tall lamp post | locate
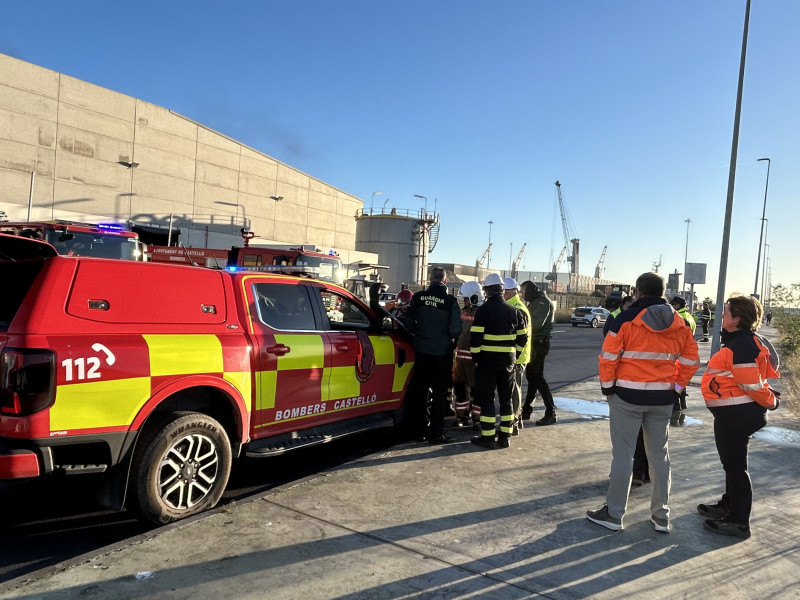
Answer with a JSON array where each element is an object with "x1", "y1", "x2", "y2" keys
[
  {"x1": 487, "y1": 220, "x2": 494, "y2": 268},
  {"x1": 682, "y1": 218, "x2": 691, "y2": 295},
  {"x1": 761, "y1": 242, "x2": 770, "y2": 305},
  {"x1": 370, "y1": 191, "x2": 382, "y2": 213},
  {"x1": 753, "y1": 157, "x2": 770, "y2": 297}
]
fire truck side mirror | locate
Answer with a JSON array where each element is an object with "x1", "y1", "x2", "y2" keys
[{"x1": 381, "y1": 316, "x2": 396, "y2": 332}]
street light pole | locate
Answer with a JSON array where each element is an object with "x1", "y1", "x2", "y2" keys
[
  {"x1": 754, "y1": 157, "x2": 770, "y2": 297},
  {"x1": 682, "y1": 218, "x2": 691, "y2": 295},
  {"x1": 711, "y1": 0, "x2": 751, "y2": 356},
  {"x1": 370, "y1": 191, "x2": 382, "y2": 213},
  {"x1": 761, "y1": 241, "x2": 770, "y2": 304},
  {"x1": 487, "y1": 220, "x2": 493, "y2": 268}
]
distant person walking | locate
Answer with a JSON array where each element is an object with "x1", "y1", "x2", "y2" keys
[
  {"x1": 587, "y1": 272, "x2": 700, "y2": 533},
  {"x1": 700, "y1": 302, "x2": 712, "y2": 342},
  {"x1": 765, "y1": 312, "x2": 772, "y2": 326},
  {"x1": 404, "y1": 267, "x2": 462, "y2": 444},
  {"x1": 519, "y1": 282, "x2": 557, "y2": 426},
  {"x1": 699, "y1": 295, "x2": 780, "y2": 539},
  {"x1": 669, "y1": 296, "x2": 697, "y2": 427}
]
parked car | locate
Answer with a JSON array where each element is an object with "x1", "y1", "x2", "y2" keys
[
  {"x1": 571, "y1": 306, "x2": 611, "y2": 328},
  {"x1": 378, "y1": 292, "x2": 397, "y2": 307}
]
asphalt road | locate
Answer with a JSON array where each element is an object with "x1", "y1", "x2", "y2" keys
[{"x1": 0, "y1": 323, "x2": 602, "y2": 585}]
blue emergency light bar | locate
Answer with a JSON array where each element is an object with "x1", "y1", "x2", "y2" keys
[
  {"x1": 224, "y1": 265, "x2": 320, "y2": 275},
  {"x1": 97, "y1": 223, "x2": 128, "y2": 232}
]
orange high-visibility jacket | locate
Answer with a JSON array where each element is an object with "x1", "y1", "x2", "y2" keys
[
  {"x1": 701, "y1": 329, "x2": 780, "y2": 409},
  {"x1": 600, "y1": 298, "x2": 700, "y2": 405}
]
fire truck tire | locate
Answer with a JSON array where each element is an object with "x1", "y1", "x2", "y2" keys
[{"x1": 130, "y1": 411, "x2": 232, "y2": 524}]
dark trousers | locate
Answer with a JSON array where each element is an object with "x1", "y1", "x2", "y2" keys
[
  {"x1": 475, "y1": 355, "x2": 515, "y2": 437},
  {"x1": 701, "y1": 319, "x2": 710, "y2": 337},
  {"x1": 711, "y1": 403, "x2": 767, "y2": 524},
  {"x1": 632, "y1": 428, "x2": 650, "y2": 481},
  {"x1": 404, "y1": 351, "x2": 450, "y2": 438},
  {"x1": 524, "y1": 338, "x2": 554, "y2": 412}
]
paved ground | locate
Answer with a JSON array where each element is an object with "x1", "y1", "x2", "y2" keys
[{"x1": 2, "y1": 328, "x2": 799, "y2": 600}]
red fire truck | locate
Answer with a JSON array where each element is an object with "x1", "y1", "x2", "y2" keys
[
  {"x1": 0, "y1": 220, "x2": 141, "y2": 260},
  {"x1": 0, "y1": 233, "x2": 413, "y2": 524},
  {"x1": 147, "y1": 243, "x2": 345, "y2": 284}
]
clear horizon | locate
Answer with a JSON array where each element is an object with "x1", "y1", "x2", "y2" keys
[{"x1": 2, "y1": 1, "x2": 797, "y2": 302}]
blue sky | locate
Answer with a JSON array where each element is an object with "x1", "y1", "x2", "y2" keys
[{"x1": 3, "y1": 1, "x2": 798, "y2": 302}]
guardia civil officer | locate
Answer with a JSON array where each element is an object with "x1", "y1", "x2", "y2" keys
[
  {"x1": 404, "y1": 267, "x2": 462, "y2": 444},
  {"x1": 470, "y1": 273, "x2": 528, "y2": 450}
]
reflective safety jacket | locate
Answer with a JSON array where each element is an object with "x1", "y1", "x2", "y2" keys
[
  {"x1": 677, "y1": 307, "x2": 696, "y2": 332},
  {"x1": 506, "y1": 293, "x2": 531, "y2": 365},
  {"x1": 701, "y1": 328, "x2": 780, "y2": 409},
  {"x1": 470, "y1": 295, "x2": 528, "y2": 364},
  {"x1": 600, "y1": 297, "x2": 700, "y2": 405}
]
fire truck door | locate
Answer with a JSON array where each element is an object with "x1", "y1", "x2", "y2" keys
[
  {"x1": 249, "y1": 282, "x2": 330, "y2": 434},
  {"x1": 318, "y1": 290, "x2": 394, "y2": 407}
]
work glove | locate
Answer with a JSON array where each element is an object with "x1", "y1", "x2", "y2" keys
[{"x1": 768, "y1": 388, "x2": 781, "y2": 411}]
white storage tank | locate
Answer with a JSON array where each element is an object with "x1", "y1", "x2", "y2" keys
[{"x1": 355, "y1": 208, "x2": 439, "y2": 292}]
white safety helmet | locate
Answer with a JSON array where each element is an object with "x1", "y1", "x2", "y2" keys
[
  {"x1": 458, "y1": 281, "x2": 482, "y2": 298},
  {"x1": 483, "y1": 273, "x2": 503, "y2": 287},
  {"x1": 503, "y1": 277, "x2": 519, "y2": 290}
]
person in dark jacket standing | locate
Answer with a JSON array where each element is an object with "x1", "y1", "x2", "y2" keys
[
  {"x1": 470, "y1": 273, "x2": 528, "y2": 450},
  {"x1": 404, "y1": 267, "x2": 462, "y2": 444},
  {"x1": 699, "y1": 295, "x2": 780, "y2": 539},
  {"x1": 587, "y1": 272, "x2": 700, "y2": 533},
  {"x1": 519, "y1": 281, "x2": 557, "y2": 425}
]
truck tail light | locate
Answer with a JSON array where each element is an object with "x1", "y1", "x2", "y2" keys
[{"x1": 1, "y1": 349, "x2": 55, "y2": 416}]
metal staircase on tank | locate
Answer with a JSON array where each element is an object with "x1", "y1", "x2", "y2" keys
[{"x1": 428, "y1": 219, "x2": 440, "y2": 252}]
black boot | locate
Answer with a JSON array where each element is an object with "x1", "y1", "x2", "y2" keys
[
  {"x1": 470, "y1": 436, "x2": 497, "y2": 450},
  {"x1": 535, "y1": 412, "x2": 557, "y2": 426}
]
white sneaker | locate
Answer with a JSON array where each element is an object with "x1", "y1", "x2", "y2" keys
[{"x1": 651, "y1": 516, "x2": 671, "y2": 533}]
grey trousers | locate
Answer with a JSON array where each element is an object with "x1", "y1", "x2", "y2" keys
[{"x1": 606, "y1": 394, "x2": 672, "y2": 522}]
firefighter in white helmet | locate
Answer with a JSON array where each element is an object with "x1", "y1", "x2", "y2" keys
[
  {"x1": 452, "y1": 281, "x2": 482, "y2": 428},
  {"x1": 503, "y1": 277, "x2": 532, "y2": 435},
  {"x1": 470, "y1": 272, "x2": 529, "y2": 450}
]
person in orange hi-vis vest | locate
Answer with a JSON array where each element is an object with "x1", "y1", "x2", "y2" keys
[
  {"x1": 698, "y1": 295, "x2": 780, "y2": 539},
  {"x1": 587, "y1": 272, "x2": 700, "y2": 534}
]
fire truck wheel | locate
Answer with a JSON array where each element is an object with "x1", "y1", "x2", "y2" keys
[{"x1": 131, "y1": 411, "x2": 232, "y2": 524}]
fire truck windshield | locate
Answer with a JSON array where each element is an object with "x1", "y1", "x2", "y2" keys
[
  {"x1": 295, "y1": 254, "x2": 343, "y2": 284},
  {"x1": 43, "y1": 230, "x2": 139, "y2": 260}
]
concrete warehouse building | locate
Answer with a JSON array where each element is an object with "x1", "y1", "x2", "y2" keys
[{"x1": 0, "y1": 53, "x2": 366, "y2": 261}]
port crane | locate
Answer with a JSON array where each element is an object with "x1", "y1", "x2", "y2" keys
[
  {"x1": 549, "y1": 181, "x2": 580, "y2": 287},
  {"x1": 595, "y1": 245, "x2": 607, "y2": 279},
  {"x1": 475, "y1": 243, "x2": 492, "y2": 277},
  {"x1": 652, "y1": 254, "x2": 662, "y2": 273},
  {"x1": 510, "y1": 242, "x2": 526, "y2": 280}
]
